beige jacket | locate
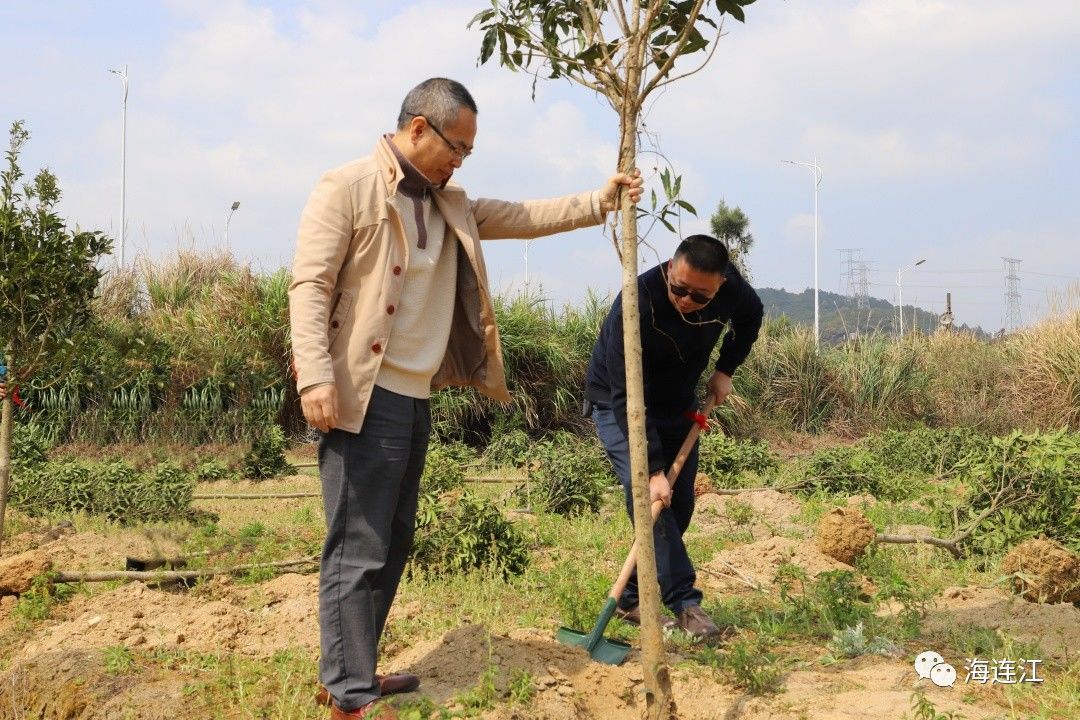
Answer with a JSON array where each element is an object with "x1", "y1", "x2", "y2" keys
[{"x1": 289, "y1": 137, "x2": 605, "y2": 433}]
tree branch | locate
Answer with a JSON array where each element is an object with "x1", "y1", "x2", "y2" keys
[
  {"x1": 649, "y1": 23, "x2": 726, "y2": 93},
  {"x1": 640, "y1": 0, "x2": 709, "y2": 100},
  {"x1": 53, "y1": 554, "x2": 320, "y2": 584}
]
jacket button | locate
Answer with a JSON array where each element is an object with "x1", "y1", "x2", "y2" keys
[
  {"x1": 331, "y1": 320, "x2": 339, "y2": 329},
  {"x1": 393, "y1": 265, "x2": 402, "y2": 275},
  {"x1": 372, "y1": 343, "x2": 382, "y2": 353},
  {"x1": 386, "y1": 305, "x2": 395, "y2": 315}
]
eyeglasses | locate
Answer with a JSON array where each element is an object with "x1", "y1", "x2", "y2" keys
[
  {"x1": 404, "y1": 112, "x2": 472, "y2": 160},
  {"x1": 668, "y1": 283, "x2": 715, "y2": 305}
]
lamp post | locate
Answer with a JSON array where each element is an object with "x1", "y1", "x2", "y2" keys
[
  {"x1": 524, "y1": 239, "x2": 531, "y2": 290},
  {"x1": 225, "y1": 201, "x2": 240, "y2": 251},
  {"x1": 897, "y1": 258, "x2": 926, "y2": 336},
  {"x1": 108, "y1": 65, "x2": 129, "y2": 268},
  {"x1": 782, "y1": 157, "x2": 822, "y2": 349}
]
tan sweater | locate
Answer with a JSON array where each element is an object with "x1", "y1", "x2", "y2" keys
[{"x1": 375, "y1": 141, "x2": 458, "y2": 398}]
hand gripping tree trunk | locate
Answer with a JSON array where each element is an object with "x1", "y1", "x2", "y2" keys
[{"x1": 472, "y1": 3, "x2": 756, "y2": 716}]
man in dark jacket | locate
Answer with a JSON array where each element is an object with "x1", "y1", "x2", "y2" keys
[{"x1": 585, "y1": 234, "x2": 763, "y2": 640}]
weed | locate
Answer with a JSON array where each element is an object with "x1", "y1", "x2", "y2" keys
[
  {"x1": 825, "y1": 622, "x2": 901, "y2": 660},
  {"x1": 509, "y1": 668, "x2": 536, "y2": 706},
  {"x1": 910, "y1": 688, "x2": 965, "y2": 720},
  {"x1": 103, "y1": 645, "x2": 137, "y2": 674},
  {"x1": 455, "y1": 664, "x2": 499, "y2": 712},
  {"x1": 524, "y1": 431, "x2": 612, "y2": 516},
  {"x1": 13, "y1": 575, "x2": 75, "y2": 625},
  {"x1": 698, "y1": 635, "x2": 784, "y2": 695}
]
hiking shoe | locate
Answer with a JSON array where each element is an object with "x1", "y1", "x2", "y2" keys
[
  {"x1": 676, "y1": 605, "x2": 724, "y2": 642},
  {"x1": 316, "y1": 674, "x2": 420, "y2": 706},
  {"x1": 614, "y1": 605, "x2": 678, "y2": 631}
]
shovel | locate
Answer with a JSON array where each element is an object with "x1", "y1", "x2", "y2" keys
[{"x1": 557, "y1": 398, "x2": 716, "y2": 664}]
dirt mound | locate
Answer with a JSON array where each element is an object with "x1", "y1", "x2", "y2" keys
[
  {"x1": 15, "y1": 572, "x2": 320, "y2": 661},
  {"x1": 926, "y1": 586, "x2": 1080, "y2": 662},
  {"x1": 386, "y1": 625, "x2": 995, "y2": 720},
  {"x1": 5, "y1": 527, "x2": 187, "y2": 574},
  {"x1": 1001, "y1": 538, "x2": 1080, "y2": 604},
  {"x1": 816, "y1": 507, "x2": 877, "y2": 564},
  {"x1": 692, "y1": 490, "x2": 803, "y2": 539},
  {"x1": 701, "y1": 536, "x2": 860, "y2": 592},
  {"x1": 0, "y1": 548, "x2": 52, "y2": 595}
]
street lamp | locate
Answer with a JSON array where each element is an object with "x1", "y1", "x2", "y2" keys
[
  {"x1": 782, "y1": 157, "x2": 822, "y2": 349},
  {"x1": 108, "y1": 65, "x2": 129, "y2": 267},
  {"x1": 225, "y1": 201, "x2": 240, "y2": 251},
  {"x1": 897, "y1": 259, "x2": 926, "y2": 337},
  {"x1": 524, "y1": 239, "x2": 531, "y2": 290}
]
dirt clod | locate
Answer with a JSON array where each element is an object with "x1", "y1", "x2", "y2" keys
[
  {"x1": 1001, "y1": 537, "x2": 1080, "y2": 604},
  {"x1": 816, "y1": 507, "x2": 876, "y2": 564},
  {"x1": 694, "y1": 472, "x2": 713, "y2": 497},
  {"x1": 0, "y1": 549, "x2": 52, "y2": 596}
]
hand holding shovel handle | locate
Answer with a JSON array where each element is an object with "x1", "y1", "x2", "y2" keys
[{"x1": 608, "y1": 396, "x2": 717, "y2": 605}]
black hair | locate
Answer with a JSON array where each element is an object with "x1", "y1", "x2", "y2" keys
[
  {"x1": 673, "y1": 234, "x2": 729, "y2": 275},
  {"x1": 397, "y1": 78, "x2": 478, "y2": 129}
]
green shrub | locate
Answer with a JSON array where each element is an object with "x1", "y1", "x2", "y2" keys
[
  {"x1": 420, "y1": 441, "x2": 468, "y2": 495},
  {"x1": 697, "y1": 432, "x2": 777, "y2": 487},
  {"x1": 857, "y1": 427, "x2": 992, "y2": 477},
  {"x1": 12, "y1": 419, "x2": 51, "y2": 470},
  {"x1": 800, "y1": 445, "x2": 914, "y2": 500},
  {"x1": 10, "y1": 460, "x2": 195, "y2": 523},
  {"x1": 410, "y1": 491, "x2": 529, "y2": 579},
  {"x1": 940, "y1": 429, "x2": 1080, "y2": 554},
  {"x1": 524, "y1": 431, "x2": 613, "y2": 515},
  {"x1": 193, "y1": 458, "x2": 237, "y2": 482},
  {"x1": 483, "y1": 428, "x2": 532, "y2": 468},
  {"x1": 241, "y1": 425, "x2": 293, "y2": 479}
]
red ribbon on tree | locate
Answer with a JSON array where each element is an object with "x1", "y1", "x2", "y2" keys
[
  {"x1": 9, "y1": 386, "x2": 26, "y2": 409},
  {"x1": 684, "y1": 409, "x2": 709, "y2": 431}
]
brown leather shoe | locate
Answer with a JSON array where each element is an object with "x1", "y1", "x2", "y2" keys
[
  {"x1": 316, "y1": 674, "x2": 420, "y2": 706},
  {"x1": 614, "y1": 605, "x2": 678, "y2": 631},
  {"x1": 330, "y1": 700, "x2": 398, "y2": 719},
  {"x1": 676, "y1": 605, "x2": 727, "y2": 642}
]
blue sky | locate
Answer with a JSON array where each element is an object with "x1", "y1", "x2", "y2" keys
[{"x1": 3, "y1": 0, "x2": 1078, "y2": 332}]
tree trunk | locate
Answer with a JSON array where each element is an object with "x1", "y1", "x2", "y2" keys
[
  {"x1": 0, "y1": 359, "x2": 14, "y2": 556},
  {"x1": 617, "y1": 40, "x2": 677, "y2": 720}
]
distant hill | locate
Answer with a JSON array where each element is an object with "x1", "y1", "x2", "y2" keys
[{"x1": 755, "y1": 287, "x2": 989, "y2": 343}]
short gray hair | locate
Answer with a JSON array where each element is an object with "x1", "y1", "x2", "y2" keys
[{"x1": 397, "y1": 78, "x2": 478, "y2": 130}]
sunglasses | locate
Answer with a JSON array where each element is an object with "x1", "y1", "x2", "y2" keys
[{"x1": 668, "y1": 282, "x2": 714, "y2": 305}]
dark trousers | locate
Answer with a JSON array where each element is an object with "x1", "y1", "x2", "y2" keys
[
  {"x1": 318, "y1": 385, "x2": 431, "y2": 711},
  {"x1": 593, "y1": 403, "x2": 703, "y2": 614}
]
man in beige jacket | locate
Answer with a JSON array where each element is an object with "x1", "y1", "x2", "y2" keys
[{"x1": 289, "y1": 77, "x2": 641, "y2": 720}]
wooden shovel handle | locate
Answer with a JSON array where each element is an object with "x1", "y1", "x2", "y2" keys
[{"x1": 609, "y1": 397, "x2": 716, "y2": 602}]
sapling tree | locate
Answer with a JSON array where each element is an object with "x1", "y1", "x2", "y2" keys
[
  {"x1": 471, "y1": 2, "x2": 755, "y2": 716},
  {"x1": 0, "y1": 121, "x2": 112, "y2": 551}
]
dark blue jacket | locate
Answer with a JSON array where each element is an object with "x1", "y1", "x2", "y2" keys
[{"x1": 585, "y1": 262, "x2": 763, "y2": 474}]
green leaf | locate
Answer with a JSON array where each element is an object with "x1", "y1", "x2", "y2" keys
[
  {"x1": 675, "y1": 199, "x2": 698, "y2": 215},
  {"x1": 480, "y1": 27, "x2": 498, "y2": 65}
]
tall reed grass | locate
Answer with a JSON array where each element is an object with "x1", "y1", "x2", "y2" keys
[{"x1": 12, "y1": 252, "x2": 1077, "y2": 446}]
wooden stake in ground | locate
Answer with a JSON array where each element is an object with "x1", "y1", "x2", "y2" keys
[{"x1": 472, "y1": 4, "x2": 756, "y2": 716}]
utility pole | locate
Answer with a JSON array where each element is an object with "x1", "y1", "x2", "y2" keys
[
  {"x1": 782, "y1": 158, "x2": 822, "y2": 349},
  {"x1": 108, "y1": 65, "x2": 129, "y2": 267},
  {"x1": 1002, "y1": 257, "x2": 1022, "y2": 332}
]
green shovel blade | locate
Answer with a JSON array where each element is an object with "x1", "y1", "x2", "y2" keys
[{"x1": 556, "y1": 597, "x2": 632, "y2": 665}]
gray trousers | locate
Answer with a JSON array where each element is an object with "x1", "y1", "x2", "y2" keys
[{"x1": 318, "y1": 385, "x2": 431, "y2": 711}]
